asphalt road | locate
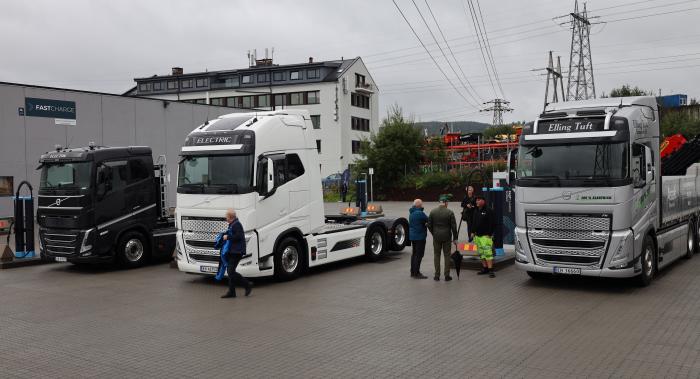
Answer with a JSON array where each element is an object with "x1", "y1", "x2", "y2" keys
[{"x1": 2, "y1": 202, "x2": 700, "y2": 378}]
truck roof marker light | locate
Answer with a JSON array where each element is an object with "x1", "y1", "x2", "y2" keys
[{"x1": 55, "y1": 144, "x2": 62, "y2": 151}]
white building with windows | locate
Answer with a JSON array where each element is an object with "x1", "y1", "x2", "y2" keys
[{"x1": 125, "y1": 57, "x2": 378, "y2": 177}]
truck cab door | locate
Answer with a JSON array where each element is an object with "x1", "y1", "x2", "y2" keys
[
  {"x1": 95, "y1": 161, "x2": 128, "y2": 231},
  {"x1": 255, "y1": 154, "x2": 289, "y2": 244}
]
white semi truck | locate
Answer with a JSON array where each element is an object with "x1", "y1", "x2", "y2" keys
[
  {"x1": 174, "y1": 110, "x2": 409, "y2": 280},
  {"x1": 514, "y1": 96, "x2": 700, "y2": 286}
]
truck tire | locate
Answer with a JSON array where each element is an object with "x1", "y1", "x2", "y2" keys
[
  {"x1": 365, "y1": 226, "x2": 386, "y2": 261},
  {"x1": 274, "y1": 237, "x2": 303, "y2": 281},
  {"x1": 117, "y1": 230, "x2": 149, "y2": 268},
  {"x1": 685, "y1": 220, "x2": 696, "y2": 259},
  {"x1": 635, "y1": 235, "x2": 655, "y2": 287},
  {"x1": 389, "y1": 220, "x2": 408, "y2": 251}
]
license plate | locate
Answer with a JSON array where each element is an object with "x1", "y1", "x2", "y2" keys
[
  {"x1": 200, "y1": 265, "x2": 218, "y2": 273},
  {"x1": 553, "y1": 267, "x2": 581, "y2": 275},
  {"x1": 55, "y1": 257, "x2": 68, "y2": 263}
]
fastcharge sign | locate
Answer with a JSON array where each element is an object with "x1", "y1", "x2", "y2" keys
[{"x1": 25, "y1": 98, "x2": 76, "y2": 120}]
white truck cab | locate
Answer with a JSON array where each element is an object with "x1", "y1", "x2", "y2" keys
[{"x1": 175, "y1": 110, "x2": 408, "y2": 280}]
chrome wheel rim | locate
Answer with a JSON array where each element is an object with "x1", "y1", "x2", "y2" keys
[
  {"x1": 394, "y1": 224, "x2": 406, "y2": 247},
  {"x1": 644, "y1": 244, "x2": 653, "y2": 278},
  {"x1": 370, "y1": 232, "x2": 383, "y2": 255},
  {"x1": 125, "y1": 239, "x2": 144, "y2": 262},
  {"x1": 281, "y1": 246, "x2": 299, "y2": 273}
]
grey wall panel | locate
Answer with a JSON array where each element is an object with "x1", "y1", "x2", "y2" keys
[
  {"x1": 134, "y1": 100, "x2": 167, "y2": 157},
  {"x1": 0, "y1": 85, "x2": 28, "y2": 191},
  {"x1": 66, "y1": 92, "x2": 103, "y2": 148},
  {"x1": 101, "y1": 96, "x2": 136, "y2": 147}
]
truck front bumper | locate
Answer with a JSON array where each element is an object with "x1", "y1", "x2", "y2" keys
[
  {"x1": 176, "y1": 256, "x2": 271, "y2": 278},
  {"x1": 515, "y1": 261, "x2": 639, "y2": 278}
]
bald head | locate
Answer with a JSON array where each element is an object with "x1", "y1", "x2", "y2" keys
[
  {"x1": 226, "y1": 209, "x2": 236, "y2": 223},
  {"x1": 413, "y1": 199, "x2": 423, "y2": 208}
]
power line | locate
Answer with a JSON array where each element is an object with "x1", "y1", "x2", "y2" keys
[
  {"x1": 410, "y1": 0, "x2": 481, "y2": 106},
  {"x1": 391, "y1": 0, "x2": 478, "y2": 109},
  {"x1": 423, "y1": 0, "x2": 484, "y2": 102},
  {"x1": 474, "y1": 0, "x2": 506, "y2": 97},
  {"x1": 462, "y1": 0, "x2": 498, "y2": 97},
  {"x1": 603, "y1": 5, "x2": 700, "y2": 23}
]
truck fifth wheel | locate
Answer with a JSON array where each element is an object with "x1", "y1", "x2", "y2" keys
[
  {"x1": 514, "y1": 96, "x2": 700, "y2": 286},
  {"x1": 174, "y1": 110, "x2": 409, "y2": 281}
]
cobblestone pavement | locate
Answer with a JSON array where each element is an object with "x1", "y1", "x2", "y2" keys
[{"x1": 3, "y1": 202, "x2": 700, "y2": 378}]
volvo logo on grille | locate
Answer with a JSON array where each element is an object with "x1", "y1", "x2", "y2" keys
[{"x1": 562, "y1": 191, "x2": 572, "y2": 200}]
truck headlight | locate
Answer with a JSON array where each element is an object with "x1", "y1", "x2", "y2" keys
[
  {"x1": 610, "y1": 232, "x2": 632, "y2": 266},
  {"x1": 515, "y1": 235, "x2": 529, "y2": 263},
  {"x1": 80, "y1": 228, "x2": 94, "y2": 254}
]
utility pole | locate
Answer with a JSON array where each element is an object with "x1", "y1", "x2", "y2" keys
[
  {"x1": 543, "y1": 51, "x2": 565, "y2": 110},
  {"x1": 481, "y1": 99, "x2": 513, "y2": 126},
  {"x1": 565, "y1": 0, "x2": 597, "y2": 101}
]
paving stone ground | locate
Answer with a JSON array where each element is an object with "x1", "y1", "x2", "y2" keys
[{"x1": 3, "y1": 202, "x2": 700, "y2": 378}]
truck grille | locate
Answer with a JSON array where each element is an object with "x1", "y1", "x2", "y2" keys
[
  {"x1": 526, "y1": 214, "x2": 611, "y2": 268},
  {"x1": 42, "y1": 230, "x2": 80, "y2": 255},
  {"x1": 180, "y1": 217, "x2": 227, "y2": 263}
]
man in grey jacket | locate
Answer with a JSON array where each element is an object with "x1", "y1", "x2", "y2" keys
[{"x1": 427, "y1": 194, "x2": 458, "y2": 281}]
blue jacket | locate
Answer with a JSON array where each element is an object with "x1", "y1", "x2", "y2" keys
[{"x1": 409, "y1": 206, "x2": 428, "y2": 241}]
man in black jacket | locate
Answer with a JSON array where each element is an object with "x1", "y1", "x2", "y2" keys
[
  {"x1": 221, "y1": 209, "x2": 253, "y2": 298},
  {"x1": 471, "y1": 195, "x2": 497, "y2": 278}
]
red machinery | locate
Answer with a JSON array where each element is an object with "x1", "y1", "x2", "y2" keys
[{"x1": 660, "y1": 134, "x2": 687, "y2": 159}]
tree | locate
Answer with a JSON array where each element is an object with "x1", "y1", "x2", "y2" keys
[
  {"x1": 355, "y1": 105, "x2": 423, "y2": 190},
  {"x1": 423, "y1": 137, "x2": 448, "y2": 165},
  {"x1": 607, "y1": 84, "x2": 651, "y2": 97},
  {"x1": 660, "y1": 110, "x2": 700, "y2": 138}
]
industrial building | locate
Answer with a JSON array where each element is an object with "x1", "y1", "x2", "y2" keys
[
  {"x1": 125, "y1": 55, "x2": 379, "y2": 176},
  {"x1": 0, "y1": 81, "x2": 240, "y2": 215}
]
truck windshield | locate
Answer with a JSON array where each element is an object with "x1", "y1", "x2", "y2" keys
[
  {"x1": 517, "y1": 142, "x2": 629, "y2": 187},
  {"x1": 40, "y1": 162, "x2": 92, "y2": 190},
  {"x1": 178, "y1": 155, "x2": 253, "y2": 194}
]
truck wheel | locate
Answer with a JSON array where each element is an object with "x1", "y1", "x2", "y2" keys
[
  {"x1": 527, "y1": 271, "x2": 550, "y2": 280},
  {"x1": 117, "y1": 231, "x2": 149, "y2": 268},
  {"x1": 635, "y1": 235, "x2": 655, "y2": 287},
  {"x1": 685, "y1": 220, "x2": 696, "y2": 259},
  {"x1": 274, "y1": 237, "x2": 303, "y2": 281},
  {"x1": 365, "y1": 226, "x2": 386, "y2": 261},
  {"x1": 389, "y1": 220, "x2": 408, "y2": 251}
]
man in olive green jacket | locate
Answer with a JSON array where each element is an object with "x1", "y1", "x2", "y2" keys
[{"x1": 427, "y1": 195, "x2": 458, "y2": 281}]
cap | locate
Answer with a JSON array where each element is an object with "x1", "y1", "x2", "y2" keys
[{"x1": 438, "y1": 194, "x2": 452, "y2": 202}]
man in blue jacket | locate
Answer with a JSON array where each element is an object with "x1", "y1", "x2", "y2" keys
[
  {"x1": 409, "y1": 199, "x2": 428, "y2": 279},
  {"x1": 221, "y1": 209, "x2": 253, "y2": 299}
]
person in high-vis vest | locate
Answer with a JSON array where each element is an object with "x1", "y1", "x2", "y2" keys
[{"x1": 471, "y1": 195, "x2": 497, "y2": 278}]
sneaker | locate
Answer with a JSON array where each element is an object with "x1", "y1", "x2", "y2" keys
[
  {"x1": 434, "y1": 276, "x2": 440, "y2": 281},
  {"x1": 477, "y1": 269, "x2": 489, "y2": 275},
  {"x1": 221, "y1": 292, "x2": 236, "y2": 299},
  {"x1": 489, "y1": 271, "x2": 496, "y2": 278},
  {"x1": 445, "y1": 276, "x2": 453, "y2": 282}
]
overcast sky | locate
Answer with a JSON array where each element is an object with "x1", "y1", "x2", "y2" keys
[{"x1": 2, "y1": 0, "x2": 699, "y2": 123}]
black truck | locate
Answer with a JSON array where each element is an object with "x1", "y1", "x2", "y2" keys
[{"x1": 37, "y1": 145, "x2": 176, "y2": 267}]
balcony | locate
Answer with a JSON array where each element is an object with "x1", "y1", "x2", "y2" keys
[{"x1": 355, "y1": 82, "x2": 374, "y2": 94}]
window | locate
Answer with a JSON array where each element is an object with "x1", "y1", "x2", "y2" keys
[
  {"x1": 257, "y1": 95, "x2": 270, "y2": 108},
  {"x1": 257, "y1": 73, "x2": 269, "y2": 83},
  {"x1": 40, "y1": 162, "x2": 91, "y2": 190},
  {"x1": 224, "y1": 77, "x2": 239, "y2": 87},
  {"x1": 351, "y1": 117, "x2": 370, "y2": 132},
  {"x1": 101, "y1": 160, "x2": 129, "y2": 192},
  {"x1": 167, "y1": 80, "x2": 178, "y2": 90},
  {"x1": 241, "y1": 96, "x2": 253, "y2": 108},
  {"x1": 273, "y1": 71, "x2": 285, "y2": 81},
  {"x1": 194, "y1": 99, "x2": 206, "y2": 104},
  {"x1": 210, "y1": 98, "x2": 225, "y2": 106},
  {"x1": 274, "y1": 94, "x2": 285, "y2": 107},
  {"x1": 290, "y1": 92, "x2": 302, "y2": 105},
  {"x1": 307, "y1": 69, "x2": 320, "y2": 79},
  {"x1": 138, "y1": 82, "x2": 151, "y2": 92},
  {"x1": 307, "y1": 91, "x2": 320, "y2": 104},
  {"x1": 286, "y1": 154, "x2": 305, "y2": 181},
  {"x1": 195, "y1": 78, "x2": 208, "y2": 87},
  {"x1": 351, "y1": 92, "x2": 370, "y2": 109},
  {"x1": 352, "y1": 140, "x2": 363, "y2": 154},
  {"x1": 241, "y1": 75, "x2": 252, "y2": 84},
  {"x1": 273, "y1": 157, "x2": 286, "y2": 187},
  {"x1": 128, "y1": 159, "x2": 150, "y2": 184},
  {"x1": 153, "y1": 82, "x2": 163, "y2": 91},
  {"x1": 180, "y1": 155, "x2": 254, "y2": 195},
  {"x1": 355, "y1": 73, "x2": 366, "y2": 87},
  {"x1": 181, "y1": 79, "x2": 193, "y2": 89},
  {"x1": 290, "y1": 71, "x2": 300, "y2": 80},
  {"x1": 310, "y1": 115, "x2": 321, "y2": 129},
  {"x1": 226, "y1": 97, "x2": 237, "y2": 107},
  {"x1": 316, "y1": 140, "x2": 322, "y2": 153}
]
